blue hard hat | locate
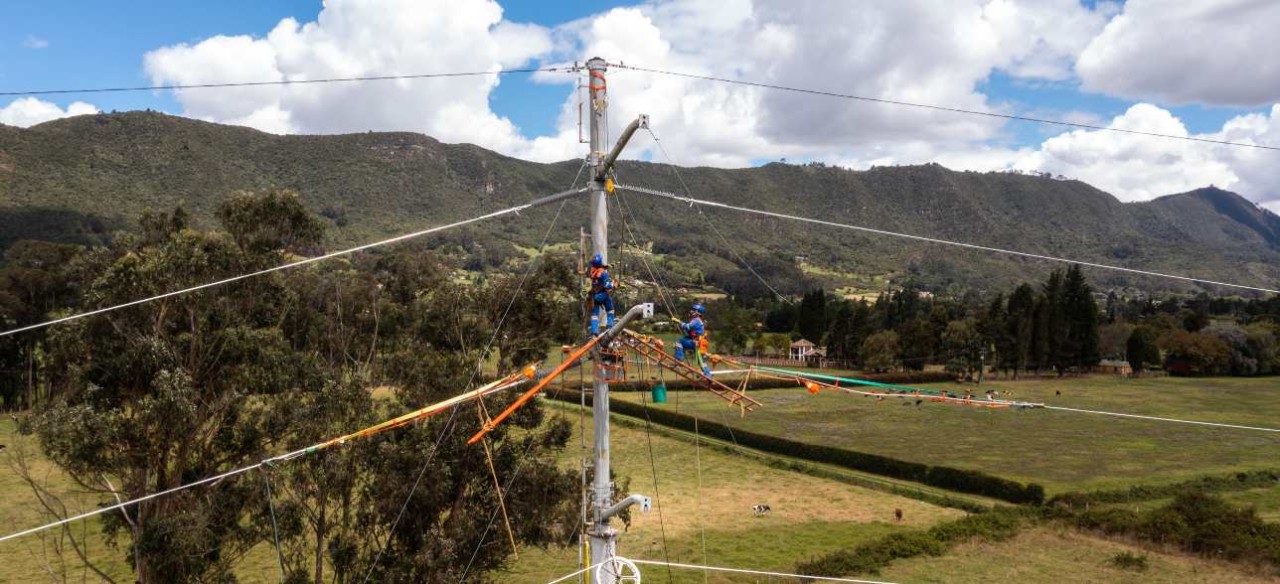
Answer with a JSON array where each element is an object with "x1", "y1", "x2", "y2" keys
[
  {"x1": 691, "y1": 302, "x2": 706, "y2": 315},
  {"x1": 591, "y1": 253, "x2": 604, "y2": 268}
]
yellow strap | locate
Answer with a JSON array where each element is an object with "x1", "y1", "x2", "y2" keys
[{"x1": 476, "y1": 400, "x2": 519, "y2": 557}]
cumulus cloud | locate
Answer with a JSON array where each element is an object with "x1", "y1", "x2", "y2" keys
[
  {"x1": 1077, "y1": 0, "x2": 1280, "y2": 106},
  {"x1": 144, "y1": 0, "x2": 553, "y2": 152},
  {"x1": 0, "y1": 97, "x2": 98, "y2": 127},
  {"x1": 528, "y1": 0, "x2": 1114, "y2": 167},
  {"x1": 1010, "y1": 103, "x2": 1280, "y2": 206},
  {"x1": 133, "y1": 0, "x2": 1277, "y2": 208}
]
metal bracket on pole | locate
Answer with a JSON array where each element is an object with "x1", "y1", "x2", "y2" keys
[
  {"x1": 602, "y1": 494, "x2": 652, "y2": 520},
  {"x1": 599, "y1": 115, "x2": 651, "y2": 180}
]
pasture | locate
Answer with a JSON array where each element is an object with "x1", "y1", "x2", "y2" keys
[
  {"x1": 614, "y1": 375, "x2": 1280, "y2": 493},
  {"x1": 506, "y1": 402, "x2": 965, "y2": 582}
]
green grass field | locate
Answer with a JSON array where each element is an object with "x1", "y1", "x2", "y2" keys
[
  {"x1": 879, "y1": 527, "x2": 1279, "y2": 584},
  {"x1": 6, "y1": 373, "x2": 1279, "y2": 582},
  {"x1": 506, "y1": 403, "x2": 966, "y2": 582},
  {"x1": 616, "y1": 375, "x2": 1280, "y2": 493}
]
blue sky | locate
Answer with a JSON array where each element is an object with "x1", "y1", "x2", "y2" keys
[
  {"x1": 2, "y1": 0, "x2": 1278, "y2": 208},
  {"x1": 2, "y1": 0, "x2": 1253, "y2": 143},
  {"x1": 1, "y1": 0, "x2": 636, "y2": 138}
]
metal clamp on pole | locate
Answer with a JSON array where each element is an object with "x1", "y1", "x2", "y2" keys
[{"x1": 602, "y1": 493, "x2": 652, "y2": 521}]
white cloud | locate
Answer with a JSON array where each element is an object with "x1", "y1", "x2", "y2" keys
[
  {"x1": 527, "y1": 0, "x2": 1114, "y2": 167},
  {"x1": 144, "y1": 0, "x2": 553, "y2": 151},
  {"x1": 131, "y1": 0, "x2": 1278, "y2": 209},
  {"x1": 22, "y1": 35, "x2": 49, "y2": 49},
  {"x1": 1077, "y1": 0, "x2": 1280, "y2": 106},
  {"x1": 0, "y1": 97, "x2": 98, "y2": 127},
  {"x1": 1008, "y1": 103, "x2": 1280, "y2": 204},
  {"x1": 984, "y1": 0, "x2": 1119, "y2": 80}
]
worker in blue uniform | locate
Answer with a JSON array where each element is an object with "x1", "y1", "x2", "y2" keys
[
  {"x1": 588, "y1": 253, "x2": 615, "y2": 335},
  {"x1": 674, "y1": 303, "x2": 711, "y2": 376}
]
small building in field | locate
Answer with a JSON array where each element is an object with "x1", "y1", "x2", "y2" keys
[
  {"x1": 1096, "y1": 359, "x2": 1133, "y2": 376},
  {"x1": 790, "y1": 339, "x2": 817, "y2": 360}
]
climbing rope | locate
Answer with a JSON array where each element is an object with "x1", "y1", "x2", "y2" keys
[
  {"x1": 366, "y1": 165, "x2": 584, "y2": 583},
  {"x1": 638, "y1": 391, "x2": 676, "y2": 583},
  {"x1": 260, "y1": 467, "x2": 286, "y2": 584},
  {"x1": 646, "y1": 126, "x2": 795, "y2": 305},
  {"x1": 615, "y1": 182, "x2": 679, "y2": 318},
  {"x1": 455, "y1": 161, "x2": 594, "y2": 582},
  {"x1": 692, "y1": 415, "x2": 709, "y2": 583},
  {"x1": 475, "y1": 400, "x2": 520, "y2": 556}
]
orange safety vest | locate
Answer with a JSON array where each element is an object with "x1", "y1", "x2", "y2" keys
[{"x1": 589, "y1": 266, "x2": 612, "y2": 293}]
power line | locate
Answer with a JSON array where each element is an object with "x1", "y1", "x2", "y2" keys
[
  {"x1": 454, "y1": 163, "x2": 589, "y2": 583},
  {"x1": 0, "y1": 187, "x2": 587, "y2": 339},
  {"x1": 611, "y1": 64, "x2": 1280, "y2": 152},
  {"x1": 628, "y1": 558, "x2": 899, "y2": 583},
  {"x1": 644, "y1": 126, "x2": 796, "y2": 304},
  {"x1": 544, "y1": 562, "x2": 604, "y2": 584},
  {"x1": 0, "y1": 456, "x2": 272, "y2": 545},
  {"x1": 1043, "y1": 405, "x2": 1280, "y2": 433},
  {"x1": 0, "y1": 67, "x2": 572, "y2": 97},
  {"x1": 0, "y1": 374, "x2": 531, "y2": 544},
  {"x1": 616, "y1": 183, "x2": 1280, "y2": 295}
]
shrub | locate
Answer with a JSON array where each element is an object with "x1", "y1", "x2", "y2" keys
[
  {"x1": 796, "y1": 531, "x2": 945, "y2": 577},
  {"x1": 1075, "y1": 493, "x2": 1280, "y2": 569},
  {"x1": 1108, "y1": 552, "x2": 1149, "y2": 572},
  {"x1": 798, "y1": 509, "x2": 1025, "y2": 577},
  {"x1": 1048, "y1": 470, "x2": 1280, "y2": 507},
  {"x1": 928, "y1": 509, "x2": 1023, "y2": 543}
]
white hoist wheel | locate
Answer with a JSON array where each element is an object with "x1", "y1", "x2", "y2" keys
[{"x1": 595, "y1": 556, "x2": 641, "y2": 584}]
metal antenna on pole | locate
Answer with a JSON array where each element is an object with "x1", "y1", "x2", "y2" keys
[{"x1": 584, "y1": 56, "x2": 652, "y2": 584}]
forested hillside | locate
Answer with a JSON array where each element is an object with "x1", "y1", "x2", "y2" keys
[{"x1": 2, "y1": 111, "x2": 1278, "y2": 295}]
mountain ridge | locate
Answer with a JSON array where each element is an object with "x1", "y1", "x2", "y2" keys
[{"x1": 1, "y1": 111, "x2": 1277, "y2": 295}]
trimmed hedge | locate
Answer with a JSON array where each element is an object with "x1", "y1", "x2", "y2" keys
[
  {"x1": 555, "y1": 390, "x2": 1045, "y2": 505},
  {"x1": 605, "y1": 410, "x2": 991, "y2": 513},
  {"x1": 1050, "y1": 470, "x2": 1280, "y2": 507}
]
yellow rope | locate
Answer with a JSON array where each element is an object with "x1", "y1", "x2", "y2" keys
[{"x1": 476, "y1": 399, "x2": 520, "y2": 557}]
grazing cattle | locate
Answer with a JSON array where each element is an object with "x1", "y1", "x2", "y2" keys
[
  {"x1": 752, "y1": 504, "x2": 771, "y2": 517},
  {"x1": 894, "y1": 508, "x2": 904, "y2": 522}
]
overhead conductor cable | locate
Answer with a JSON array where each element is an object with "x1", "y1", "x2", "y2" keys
[
  {"x1": 616, "y1": 183, "x2": 1280, "y2": 295},
  {"x1": 0, "y1": 187, "x2": 588, "y2": 338}
]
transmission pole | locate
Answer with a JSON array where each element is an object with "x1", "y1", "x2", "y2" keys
[{"x1": 585, "y1": 55, "x2": 616, "y2": 584}]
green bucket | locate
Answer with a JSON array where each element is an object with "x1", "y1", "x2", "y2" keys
[{"x1": 651, "y1": 382, "x2": 667, "y2": 404}]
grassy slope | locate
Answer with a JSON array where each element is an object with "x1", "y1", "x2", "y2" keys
[
  {"x1": 506, "y1": 403, "x2": 965, "y2": 582},
  {"x1": 880, "y1": 527, "x2": 1279, "y2": 584},
  {"x1": 0, "y1": 418, "x2": 289, "y2": 583},
  {"x1": 616, "y1": 375, "x2": 1280, "y2": 493}
]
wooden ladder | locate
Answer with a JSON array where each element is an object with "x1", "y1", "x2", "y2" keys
[{"x1": 618, "y1": 330, "x2": 762, "y2": 411}]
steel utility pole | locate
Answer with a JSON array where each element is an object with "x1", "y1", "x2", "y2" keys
[
  {"x1": 585, "y1": 55, "x2": 616, "y2": 584},
  {"x1": 583, "y1": 56, "x2": 650, "y2": 584}
]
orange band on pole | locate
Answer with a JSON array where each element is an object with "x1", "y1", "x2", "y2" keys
[
  {"x1": 589, "y1": 70, "x2": 607, "y2": 92},
  {"x1": 467, "y1": 335, "x2": 603, "y2": 444}
]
